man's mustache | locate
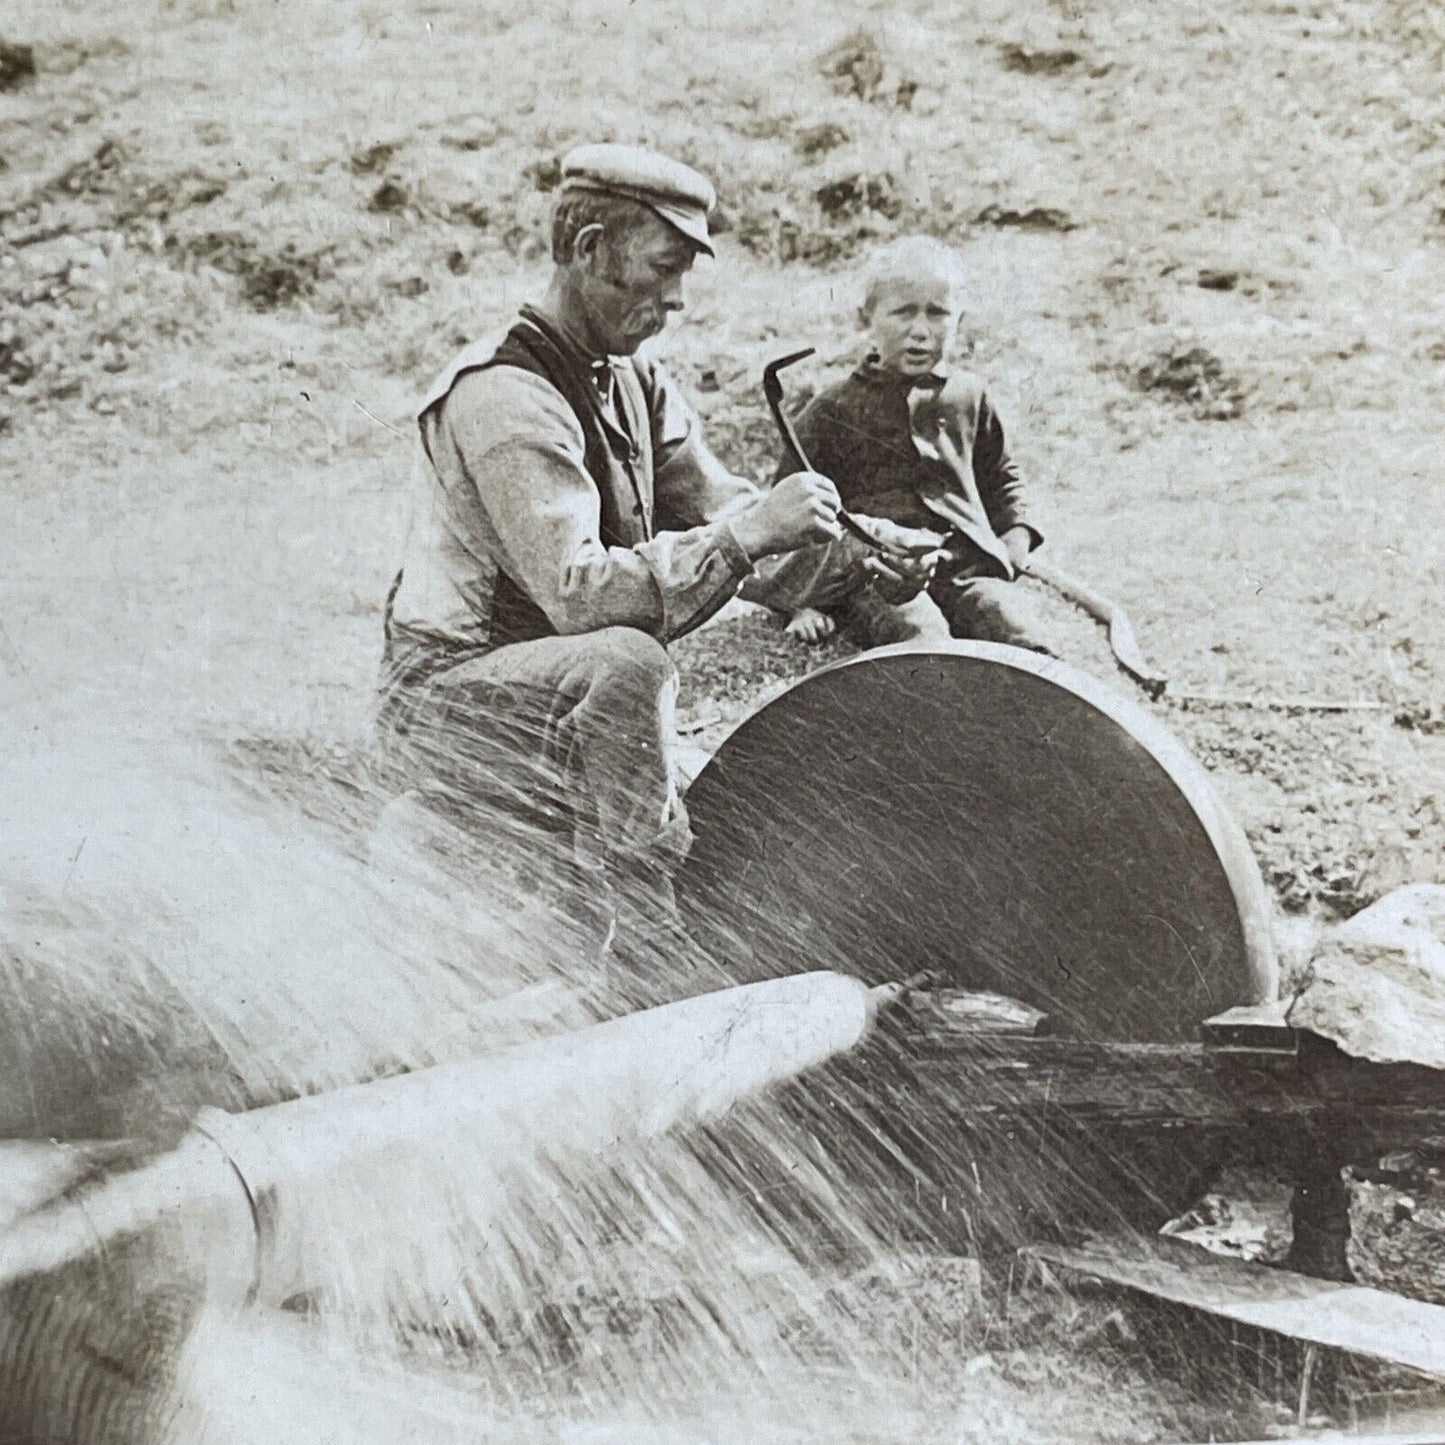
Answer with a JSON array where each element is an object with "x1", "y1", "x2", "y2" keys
[{"x1": 622, "y1": 302, "x2": 666, "y2": 336}]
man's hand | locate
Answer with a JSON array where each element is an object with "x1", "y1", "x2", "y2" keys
[
  {"x1": 731, "y1": 471, "x2": 842, "y2": 559},
  {"x1": 1000, "y1": 525, "x2": 1034, "y2": 574}
]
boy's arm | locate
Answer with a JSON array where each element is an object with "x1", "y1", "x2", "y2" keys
[{"x1": 973, "y1": 392, "x2": 1044, "y2": 555}]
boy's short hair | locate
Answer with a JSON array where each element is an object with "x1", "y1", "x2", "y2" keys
[{"x1": 858, "y1": 235, "x2": 967, "y2": 317}]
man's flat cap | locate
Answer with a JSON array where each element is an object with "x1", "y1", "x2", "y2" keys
[{"x1": 561, "y1": 143, "x2": 716, "y2": 256}]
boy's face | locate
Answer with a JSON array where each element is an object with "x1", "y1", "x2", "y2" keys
[{"x1": 863, "y1": 274, "x2": 960, "y2": 380}]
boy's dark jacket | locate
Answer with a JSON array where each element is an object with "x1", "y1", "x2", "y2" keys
[{"x1": 780, "y1": 362, "x2": 1043, "y2": 578}]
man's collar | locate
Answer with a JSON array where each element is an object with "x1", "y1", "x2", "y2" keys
[
  {"x1": 521, "y1": 302, "x2": 625, "y2": 397},
  {"x1": 522, "y1": 301, "x2": 624, "y2": 370}
]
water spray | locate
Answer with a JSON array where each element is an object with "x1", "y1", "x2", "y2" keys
[{"x1": 0, "y1": 971, "x2": 884, "y2": 1441}]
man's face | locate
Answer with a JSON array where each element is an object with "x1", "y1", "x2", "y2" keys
[
  {"x1": 863, "y1": 273, "x2": 960, "y2": 380},
  {"x1": 579, "y1": 211, "x2": 698, "y2": 356}
]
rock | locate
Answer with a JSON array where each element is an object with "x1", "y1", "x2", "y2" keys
[
  {"x1": 1288, "y1": 884, "x2": 1445, "y2": 1068},
  {"x1": 817, "y1": 29, "x2": 886, "y2": 102},
  {"x1": 795, "y1": 121, "x2": 850, "y2": 159},
  {"x1": 349, "y1": 140, "x2": 399, "y2": 175},
  {"x1": 1129, "y1": 343, "x2": 1246, "y2": 421},
  {"x1": 367, "y1": 179, "x2": 409, "y2": 213},
  {"x1": 997, "y1": 41, "x2": 1083, "y2": 76},
  {"x1": 0, "y1": 41, "x2": 36, "y2": 92},
  {"x1": 529, "y1": 155, "x2": 562, "y2": 192},
  {"x1": 814, "y1": 170, "x2": 902, "y2": 220},
  {"x1": 816, "y1": 28, "x2": 916, "y2": 108},
  {"x1": 448, "y1": 200, "x2": 489, "y2": 230},
  {"x1": 974, "y1": 202, "x2": 1077, "y2": 233}
]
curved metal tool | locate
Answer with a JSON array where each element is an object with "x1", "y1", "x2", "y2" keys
[
  {"x1": 928, "y1": 425, "x2": 1168, "y2": 698},
  {"x1": 1022, "y1": 556, "x2": 1169, "y2": 698},
  {"x1": 762, "y1": 349, "x2": 913, "y2": 560},
  {"x1": 760, "y1": 348, "x2": 818, "y2": 474}
]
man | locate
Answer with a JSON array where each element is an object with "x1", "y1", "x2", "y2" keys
[{"x1": 376, "y1": 143, "x2": 850, "y2": 974}]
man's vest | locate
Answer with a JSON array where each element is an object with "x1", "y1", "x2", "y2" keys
[{"x1": 415, "y1": 305, "x2": 660, "y2": 649}]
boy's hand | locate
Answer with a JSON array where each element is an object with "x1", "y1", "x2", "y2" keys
[
  {"x1": 844, "y1": 514, "x2": 942, "y2": 602},
  {"x1": 732, "y1": 471, "x2": 842, "y2": 558},
  {"x1": 862, "y1": 551, "x2": 938, "y2": 603},
  {"x1": 1001, "y1": 525, "x2": 1034, "y2": 573},
  {"x1": 849, "y1": 514, "x2": 942, "y2": 598},
  {"x1": 785, "y1": 606, "x2": 837, "y2": 645}
]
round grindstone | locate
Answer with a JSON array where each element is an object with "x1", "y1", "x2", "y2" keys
[{"x1": 678, "y1": 642, "x2": 1275, "y2": 1043}]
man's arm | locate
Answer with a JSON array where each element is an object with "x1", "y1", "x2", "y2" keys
[
  {"x1": 645, "y1": 362, "x2": 879, "y2": 618},
  {"x1": 441, "y1": 370, "x2": 752, "y2": 643}
]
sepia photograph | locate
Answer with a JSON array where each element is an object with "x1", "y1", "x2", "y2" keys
[{"x1": 1, "y1": 0, "x2": 1443, "y2": 1439}]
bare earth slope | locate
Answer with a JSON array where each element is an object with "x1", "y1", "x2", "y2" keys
[{"x1": 4, "y1": 0, "x2": 1443, "y2": 918}]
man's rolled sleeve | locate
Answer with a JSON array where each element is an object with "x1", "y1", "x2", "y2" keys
[
  {"x1": 462, "y1": 438, "x2": 752, "y2": 643},
  {"x1": 636, "y1": 519, "x2": 754, "y2": 639},
  {"x1": 472, "y1": 439, "x2": 666, "y2": 635}
]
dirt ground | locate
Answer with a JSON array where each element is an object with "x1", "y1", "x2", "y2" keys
[
  {"x1": 3, "y1": 0, "x2": 1444, "y2": 1438},
  {"x1": 4, "y1": 0, "x2": 1444, "y2": 913}
]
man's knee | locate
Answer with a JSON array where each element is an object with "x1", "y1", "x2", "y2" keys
[
  {"x1": 596, "y1": 625, "x2": 672, "y2": 677},
  {"x1": 583, "y1": 626, "x2": 675, "y2": 703}
]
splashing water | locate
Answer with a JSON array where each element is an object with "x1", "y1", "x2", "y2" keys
[
  {"x1": 0, "y1": 722, "x2": 912, "y2": 1440},
  {"x1": 0, "y1": 717, "x2": 1222, "y2": 1443}
]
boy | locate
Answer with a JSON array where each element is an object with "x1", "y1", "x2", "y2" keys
[{"x1": 756, "y1": 235, "x2": 1056, "y2": 652}]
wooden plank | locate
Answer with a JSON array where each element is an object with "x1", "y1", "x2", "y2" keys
[
  {"x1": 1025, "y1": 1235, "x2": 1445, "y2": 1380},
  {"x1": 1201, "y1": 1001, "x2": 1300, "y2": 1062},
  {"x1": 894, "y1": 1035, "x2": 1445, "y2": 1133}
]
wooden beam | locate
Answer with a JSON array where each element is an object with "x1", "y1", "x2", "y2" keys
[
  {"x1": 891, "y1": 1037, "x2": 1445, "y2": 1134},
  {"x1": 1025, "y1": 1235, "x2": 1445, "y2": 1380}
]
